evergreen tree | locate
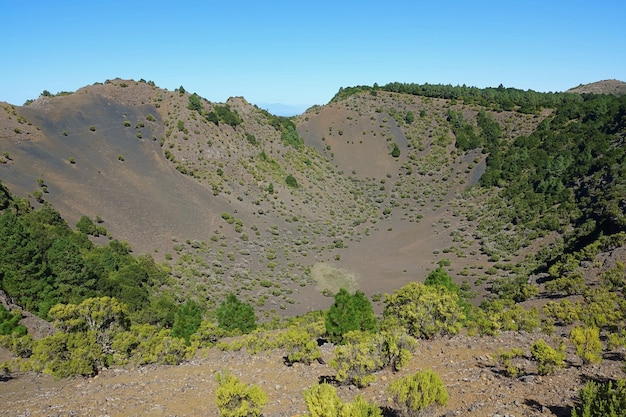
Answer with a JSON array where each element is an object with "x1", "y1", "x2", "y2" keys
[
  {"x1": 216, "y1": 293, "x2": 256, "y2": 334},
  {"x1": 325, "y1": 288, "x2": 377, "y2": 343},
  {"x1": 171, "y1": 300, "x2": 202, "y2": 345}
]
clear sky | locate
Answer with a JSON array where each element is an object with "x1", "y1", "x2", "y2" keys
[{"x1": 1, "y1": 1, "x2": 625, "y2": 115}]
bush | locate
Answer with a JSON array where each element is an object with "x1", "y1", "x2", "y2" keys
[
  {"x1": 215, "y1": 371, "x2": 267, "y2": 417},
  {"x1": 382, "y1": 282, "x2": 464, "y2": 339},
  {"x1": 572, "y1": 378, "x2": 626, "y2": 417},
  {"x1": 570, "y1": 326, "x2": 603, "y2": 365},
  {"x1": 387, "y1": 370, "x2": 449, "y2": 417},
  {"x1": 330, "y1": 330, "x2": 417, "y2": 387},
  {"x1": 76, "y1": 215, "x2": 98, "y2": 236},
  {"x1": 283, "y1": 327, "x2": 322, "y2": 365},
  {"x1": 285, "y1": 174, "x2": 299, "y2": 188},
  {"x1": 495, "y1": 347, "x2": 525, "y2": 378},
  {"x1": 530, "y1": 338, "x2": 565, "y2": 375},
  {"x1": 0, "y1": 305, "x2": 26, "y2": 336},
  {"x1": 303, "y1": 383, "x2": 382, "y2": 417}
]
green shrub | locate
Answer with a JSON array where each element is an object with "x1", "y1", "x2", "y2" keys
[
  {"x1": 286, "y1": 174, "x2": 299, "y2": 188},
  {"x1": 387, "y1": 370, "x2": 449, "y2": 417},
  {"x1": 76, "y1": 215, "x2": 98, "y2": 236},
  {"x1": 0, "y1": 305, "x2": 27, "y2": 336},
  {"x1": 382, "y1": 282, "x2": 464, "y2": 339},
  {"x1": 215, "y1": 371, "x2": 267, "y2": 417},
  {"x1": 496, "y1": 347, "x2": 525, "y2": 378},
  {"x1": 330, "y1": 330, "x2": 417, "y2": 387},
  {"x1": 303, "y1": 383, "x2": 381, "y2": 417},
  {"x1": 572, "y1": 379, "x2": 626, "y2": 417},
  {"x1": 570, "y1": 326, "x2": 603, "y2": 365},
  {"x1": 530, "y1": 338, "x2": 565, "y2": 375},
  {"x1": 283, "y1": 327, "x2": 321, "y2": 365}
]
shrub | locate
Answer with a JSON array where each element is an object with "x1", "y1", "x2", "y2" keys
[
  {"x1": 530, "y1": 338, "x2": 565, "y2": 375},
  {"x1": 283, "y1": 327, "x2": 321, "y2": 365},
  {"x1": 330, "y1": 330, "x2": 417, "y2": 387},
  {"x1": 285, "y1": 174, "x2": 299, "y2": 188},
  {"x1": 303, "y1": 383, "x2": 382, "y2": 417},
  {"x1": 215, "y1": 371, "x2": 267, "y2": 417},
  {"x1": 0, "y1": 304, "x2": 27, "y2": 336},
  {"x1": 330, "y1": 335, "x2": 383, "y2": 388},
  {"x1": 387, "y1": 370, "x2": 449, "y2": 417},
  {"x1": 382, "y1": 282, "x2": 464, "y2": 339},
  {"x1": 391, "y1": 144, "x2": 401, "y2": 158},
  {"x1": 496, "y1": 347, "x2": 525, "y2": 378},
  {"x1": 76, "y1": 215, "x2": 98, "y2": 236},
  {"x1": 570, "y1": 326, "x2": 603, "y2": 365},
  {"x1": 572, "y1": 379, "x2": 626, "y2": 417}
]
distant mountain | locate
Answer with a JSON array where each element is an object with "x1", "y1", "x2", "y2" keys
[{"x1": 567, "y1": 79, "x2": 626, "y2": 95}]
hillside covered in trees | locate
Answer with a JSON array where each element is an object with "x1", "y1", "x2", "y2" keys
[{"x1": 1, "y1": 79, "x2": 626, "y2": 416}]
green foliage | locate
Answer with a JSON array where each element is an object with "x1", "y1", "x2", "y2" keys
[
  {"x1": 391, "y1": 143, "x2": 401, "y2": 158},
  {"x1": 215, "y1": 371, "x2": 268, "y2": 417},
  {"x1": 570, "y1": 326, "x2": 603, "y2": 365},
  {"x1": 303, "y1": 383, "x2": 381, "y2": 417},
  {"x1": 48, "y1": 297, "x2": 130, "y2": 355},
  {"x1": 382, "y1": 282, "x2": 464, "y2": 339},
  {"x1": 0, "y1": 304, "x2": 26, "y2": 336},
  {"x1": 469, "y1": 299, "x2": 540, "y2": 335},
  {"x1": 286, "y1": 174, "x2": 299, "y2": 188},
  {"x1": 545, "y1": 273, "x2": 587, "y2": 296},
  {"x1": 213, "y1": 105, "x2": 243, "y2": 128},
  {"x1": 0, "y1": 333, "x2": 33, "y2": 357},
  {"x1": 188, "y1": 93, "x2": 203, "y2": 112},
  {"x1": 387, "y1": 370, "x2": 449, "y2": 417},
  {"x1": 447, "y1": 110, "x2": 480, "y2": 151},
  {"x1": 216, "y1": 293, "x2": 257, "y2": 334},
  {"x1": 543, "y1": 300, "x2": 581, "y2": 325},
  {"x1": 76, "y1": 215, "x2": 98, "y2": 235},
  {"x1": 530, "y1": 338, "x2": 565, "y2": 375},
  {"x1": 325, "y1": 289, "x2": 378, "y2": 344},
  {"x1": 304, "y1": 383, "x2": 343, "y2": 417},
  {"x1": 283, "y1": 327, "x2": 322, "y2": 365},
  {"x1": 263, "y1": 112, "x2": 303, "y2": 148},
  {"x1": 29, "y1": 330, "x2": 102, "y2": 377},
  {"x1": 111, "y1": 323, "x2": 190, "y2": 366},
  {"x1": 0, "y1": 191, "x2": 168, "y2": 320},
  {"x1": 330, "y1": 330, "x2": 417, "y2": 387},
  {"x1": 496, "y1": 347, "x2": 525, "y2": 378},
  {"x1": 572, "y1": 379, "x2": 626, "y2": 417},
  {"x1": 480, "y1": 94, "x2": 626, "y2": 262},
  {"x1": 171, "y1": 300, "x2": 202, "y2": 346}
]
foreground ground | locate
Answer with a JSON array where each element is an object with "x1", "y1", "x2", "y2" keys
[{"x1": 1, "y1": 330, "x2": 622, "y2": 417}]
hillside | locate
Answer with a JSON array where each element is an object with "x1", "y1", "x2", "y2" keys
[
  {"x1": 0, "y1": 79, "x2": 549, "y2": 318},
  {"x1": 567, "y1": 79, "x2": 626, "y2": 95},
  {"x1": 1, "y1": 79, "x2": 626, "y2": 416}
]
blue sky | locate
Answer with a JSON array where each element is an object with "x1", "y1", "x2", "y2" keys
[{"x1": 1, "y1": 1, "x2": 625, "y2": 115}]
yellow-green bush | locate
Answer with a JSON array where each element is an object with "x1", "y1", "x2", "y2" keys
[
  {"x1": 215, "y1": 371, "x2": 267, "y2": 417},
  {"x1": 530, "y1": 338, "x2": 565, "y2": 375},
  {"x1": 570, "y1": 326, "x2": 603, "y2": 365},
  {"x1": 303, "y1": 383, "x2": 381, "y2": 417},
  {"x1": 387, "y1": 370, "x2": 448, "y2": 417}
]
